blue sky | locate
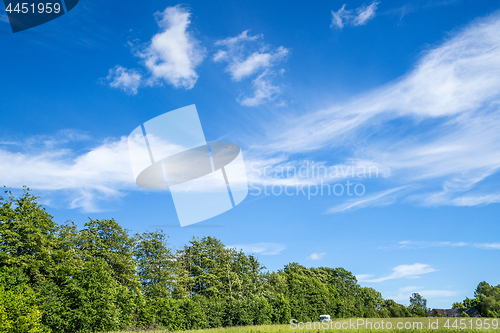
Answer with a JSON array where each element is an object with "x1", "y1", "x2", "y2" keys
[{"x1": 2, "y1": 0, "x2": 500, "y2": 309}]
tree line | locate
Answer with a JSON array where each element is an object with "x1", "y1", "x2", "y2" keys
[
  {"x1": 1, "y1": 189, "x2": 434, "y2": 332},
  {"x1": 451, "y1": 282, "x2": 500, "y2": 317}
]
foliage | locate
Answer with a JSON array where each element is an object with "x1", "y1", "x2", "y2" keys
[
  {"x1": 77, "y1": 218, "x2": 139, "y2": 290},
  {"x1": 409, "y1": 293, "x2": 429, "y2": 317},
  {"x1": 0, "y1": 266, "x2": 46, "y2": 333},
  {"x1": 135, "y1": 230, "x2": 176, "y2": 299},
  {"x1": 0, "y1": 188, "x2": 437, "y2": 333},
  {"x1": 459, "y1": 281, "x2": 500, "y2": 317},
  {"x1": 452, "y1": 302, "x2": 466, "y2": 309}
]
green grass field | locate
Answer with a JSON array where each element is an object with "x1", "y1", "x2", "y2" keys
[{"x1": 105, "y1": 317, "x2": 500, "y2": 333}]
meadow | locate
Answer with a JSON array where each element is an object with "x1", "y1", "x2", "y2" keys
[{"x1": 105, "y1": 318, "x2": 500, "y2": 333}]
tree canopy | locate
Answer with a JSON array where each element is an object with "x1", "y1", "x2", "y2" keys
[{"x1": 0, "y1": 188, "x2": 443, "y2": 332}]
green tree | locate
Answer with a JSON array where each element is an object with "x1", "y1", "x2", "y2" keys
[
  {"x1": 135, "y1": 230, "x2": 176, "y2": 299},
  {"x1": 453, "y1": 302, "x2": 466, "y2": 309},
  {"x1": 177, "y1": 236, "x2": 227, "y2": 298},
  {"x1": 465, "y1": 282, "x2": 500, "y2": 317},
  {"x1": 358, "y1": 287, "x2": 384, "y2": 318},
  {"x1": 464, "y1": 296, "x2": 480, "y2": 309},
  {"x1": 0, "y1": 188, "x2": 58, "y2": 282},
  {"x1": 409, "y1": 293, "x2": 429, "y2": 317},
  {"x1": 77, "y1": 218, "x2": 139, "y2": 290},
  {"x1": 177, "y1": 236, "x2": 265, "y2": 300},
  {"x1": 382, "y1": 299, "x2": 412, "y2": 318},
  {"x1": 63, "y1": 257, "x2": 135, "y2": 332}
]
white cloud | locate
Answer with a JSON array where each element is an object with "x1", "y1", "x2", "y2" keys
[
  {"x1": 354, "y1": 1, "x2": 380, "y2": 26},
  {"x1": 214, "y1": 30, "x2": 289, "y2": 106},
  {"x1": 398, "y1": 241, "x2": 469, "y2": 249},
  {"x1": 309, "y1": 252, "x2": 326, "y2": 260},
  {"x1": 0, "y1": 134, "x2": 135, "y2": 212},
  {"x1": 384, "y1": 240, "x2": 500, "y2": 250},
  {"x1": 473, "y1": 243, "x2": 500, "y2": 250},
  {"x1": 257, "y1": 12, "x2": 500, "y2": 209},
  {"x1": 357, "y1": 263, "x2": 436, "y2": 283},
  {"x1": 106, "y1": 6, "x2": 204, "y2": 93},
  {"x1": 139, "y1": 6, "x2": 205, "y2": 89},
  {"x1": 225, "y1": 46, "x2": 288, "y2": 82},
  {"x1": 240, "y1": 70, "x2": 281, "y2": 106},
  {"x1": 327, "y1": 186, "x2": 408, "y2": 213},
  {"x1": 227, "y1": 242, "x2": 286, "y2": 255},
  {"x1": 331, "y1": 5, "x2": 349, "y2": 29},
  {"x1": 388, "y1": 286, "x2": 459, "y2": 301},
  {"x1": 106, "y1": 66, "x2": 142, "y2": 95},
  {"x1": 331, "y1": 1, "x2": 379, "y2": 29},
  {"x1": 215, "y1": 30, "x2": 260, "y2": 49}
]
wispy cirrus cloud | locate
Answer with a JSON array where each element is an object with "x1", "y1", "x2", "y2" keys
[
  {"x1": 309, "y1": 252, "x2": 326, "y2": 260},
  {"x1": 256, "y1": 11, "x2": 500, "y2": 210},
  {"x1": 327, "y1": 186, "x2": 408, "y2": 213},
  {"x1": 331, "y1": 1, "x2": 380, "y2": 29},
  {"x1": 387, "y1": 286, "x2": 459, "y2": 301},
  {"x1": 214, "y1": 30, "x2": 288, "y2": 81},
  {"x1": 106, "y1": 5, "x2": 205, "y2": 93},
  {"x1": 357, "y1": 263, "x2": 436, "y2": 283},
  {"x1": 397, "y1": 240, "x2": 469, "y2": 249},
  {"x1": 474, "y1": 243, "x2": 500, "y2": 250},
  {"x1": 240, "y1": 70, "x2": 282, "y2": 107},
  {"x1": 394, "y1": 240, "x2": 500, "y2": 250},
  {"x1": 214, "y1": 30, "x2": 289, "y2": 106}
]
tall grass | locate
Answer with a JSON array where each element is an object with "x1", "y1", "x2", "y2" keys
[{"x1": 105, "y1": 317, "x2": 500, "y2": 333}]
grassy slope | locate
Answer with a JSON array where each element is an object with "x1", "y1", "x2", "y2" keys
[{"x1": 106, "y1": 317, "x2": 500, "y2": 333}]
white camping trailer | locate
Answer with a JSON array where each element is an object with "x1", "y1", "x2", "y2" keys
[{"x1": 319, "y1": 314, "x2": 331, "y2": 322}]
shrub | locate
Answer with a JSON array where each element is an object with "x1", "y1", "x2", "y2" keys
[
  {"x1": 150, "y1": 298, "x2": 186, "y2": 331},
  {"x1": 0, "y1": 284, "x2": 45, "y2": 333},
  {"x1": 0, "y1": 266, "x2": 46, "y2": 333}
]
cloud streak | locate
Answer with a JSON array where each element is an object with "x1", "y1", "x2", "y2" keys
[
  {"x1": 309, "y1": 252, "x2": 326, "y2": 260},
  {"x1": 331, "y1": 1, "x2": 380, "y2": 29},
  {"x1": 357, "y1": 263, "x2": 436, "y2": 283},
  {"x1": 257, "y1": 11, "x2": 500, "y2": 210},
  {"x1": 327, "y1": 186, "x2": 408, "y2": 213},
  {"x1": 387, "y1": 286, "x2": 459, "y2": 301},
  {"x1": 395, "y1": 240, "x2": 500, "y2": 250}
]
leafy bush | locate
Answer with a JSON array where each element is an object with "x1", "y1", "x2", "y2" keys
[
  {"x1": 0, "y1": 267, "x2": 45, "y2": 333},
  {"x1": 149, "y1": 298, "x2": 186, "y2": 330},
  {"x1": 62, "y1": 258, "x2": 128, "y2": 332}
]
